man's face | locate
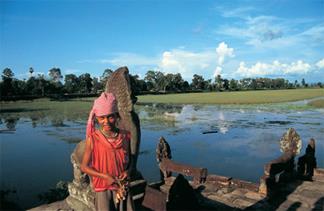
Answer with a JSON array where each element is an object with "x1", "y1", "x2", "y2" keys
[{"x1": 96, "y1": 113, "x2": 117, "y2": 132}]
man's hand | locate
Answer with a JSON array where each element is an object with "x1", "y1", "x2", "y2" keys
[
  {"x1": 118, "y1": 171, "x2": 129, "y2": 180},
  {"x1": 104, "y1": 174, "x2": 116, "y2": 185}
]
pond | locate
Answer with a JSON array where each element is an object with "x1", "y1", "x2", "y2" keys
[{"x1": 1, "y1": 99, "x2": 323, "y2": 209}]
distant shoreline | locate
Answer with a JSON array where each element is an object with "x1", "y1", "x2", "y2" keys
[
  {"x1": 1, "y1": 88, "x2": 324, "y2": 107},
  {"x1": 137, "y1": 88, "x2": 324, "y2": 105}
]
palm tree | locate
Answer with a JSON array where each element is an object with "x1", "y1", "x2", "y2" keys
[{"x1": 29, "y1": 67, "x2": 34, "y2": 78}]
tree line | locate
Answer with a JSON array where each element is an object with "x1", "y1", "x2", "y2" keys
[{"x1": 1, "y1": 67, "x2": 323, "y2": 99}]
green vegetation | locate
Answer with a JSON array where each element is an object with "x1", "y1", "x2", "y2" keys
[
  {"x1": 0, "y1": 98, "x2": 92, "y2": 112},
  {"x1": 308, "y1": 99, "x2": 324, "y2": 108},
  {"x1": 138, "y1": 89, "x2": 324, "y2": 105},
  {"x1": 1, "y1": 67, "x2": 323, "y2": 101}
]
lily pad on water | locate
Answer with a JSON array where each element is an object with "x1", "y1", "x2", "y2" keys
[{"x1": 265, "y1": 120, "x2": 292, "y2": 125}]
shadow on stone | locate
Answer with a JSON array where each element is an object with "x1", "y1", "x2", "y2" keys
[
  {"x1": 286, "y1": 201, "x2": 301, "y2": 211},
  {"x1": 312, "y1": 197, "x2": 324, "y2": 211},
  {"x1": 167, "y1": 174, "x2": 199, "y2": 210}
]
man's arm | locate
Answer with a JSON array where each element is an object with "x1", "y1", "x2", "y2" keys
[
  {"x1": 119, "y1": 132, "x2": 132, "y2": 180},
  {"x1": 80, "y1": 137, "x2": 115, "y2": 185}
]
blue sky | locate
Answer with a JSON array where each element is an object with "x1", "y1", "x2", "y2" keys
[{"x1": 1, "y1": 0, "x2": 324, "y2": 82}]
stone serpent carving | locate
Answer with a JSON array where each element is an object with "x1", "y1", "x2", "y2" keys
[{"x1": 105, "y1": 66, "x2": 141, "y2": 177}]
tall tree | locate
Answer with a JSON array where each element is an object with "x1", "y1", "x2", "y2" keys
[
  {"x1": 172, "y1": 73, "x2": 184, "y2": 91},
  {"x1": 29, "y1": 67, "x2": 34, "y2": 78},
  {"x1": 251, "y1": 79, "x2": 257, "y2": 90},
  {"x1": 48, "y1": 68, "x2": 63, "y2": 82},
  {"x1": 92, "y1": 77, "x2": 102, "y2": 94},
  {"x1": 11, "y1": 79, "x2": 27, "y2": 95},
  {"x1": 78, "y1": 73, "x2": 93, "y2": 93},
  {"x1": 2, "y1": 68, "x2": 14, "y2": 80},
  {"x1": 301, "y1": 78, "x2": 306, "y2": 87},
  {"x1": 144, "y1": 70, "x2": 159, "y2": 91},
  {"x1": 101, "y1": 68, "x2": 113, "y2": 88},
  {"x1": 144, "y1": 70, "x2": 158, "y2": 84},
  {"x1": 229, "y1": 79, "x2": 238, "y2": 91},
  {"x1": 1, "y1": 68, "x2": 14, "y2": 96},
  {"x1": 223, "y1": 79, "x2": 229, "y2": 90},
  {"x1": 37, "y1": 74, "x2": 47, "y2": 96},
  {"x1": 144, "y1": 70, "x2": 166, "y2": 91},
  {"x1": 205, "y1": 79, "x2": 213, "y2": 91},
  {"x1": 64, "y1": 74, "x2": 79, "y2": 93},
  {"x1": 215, "y1": 74, "x2": 223, "y2": 91},
  {"x1": 294, "y1": 80, "x2": 299, "y2": 88},
  {"x1": 191, "y1": 74, "x2": 205, "y2": 90},
  {"x1": 155, "y1": 71, "x2": 167, "y2": 92},
  {"x1": 240, "y1": 78, "x2": 251, "y2": 90},
  {"x1": 182, "y1": 81, "x2": 190, "y2": 91}
]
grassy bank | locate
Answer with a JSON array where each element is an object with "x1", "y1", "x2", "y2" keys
[
  {"x1": 308, "y1": 99, "x2": 324, "y2": 108},
  {"x1": 0, "y1": 98, "x2": 93, "y2": 117},
  {"x1": 138, "y1": 89, "x2": 324, "y2": 105}
]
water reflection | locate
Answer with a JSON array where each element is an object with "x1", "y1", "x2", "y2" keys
[{"x1": 4, "y1": 117, "x2": 19, "y2": 130}]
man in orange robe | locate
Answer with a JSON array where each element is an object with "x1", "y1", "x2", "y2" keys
[{"x1": 81, "y1": 92, "x2": 134, "y2": 211}]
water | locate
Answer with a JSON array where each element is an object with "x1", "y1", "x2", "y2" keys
[{"x1": 1, "y1": 101, "x2": 323, "y2": 209}]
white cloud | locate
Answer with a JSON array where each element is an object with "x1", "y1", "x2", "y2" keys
[
  {"x1": 158, "y1": 49, "x2": 215, "y2": 79},
  {"x1": 235, "y1": 60, "x2": 311, "y2": 77},
  {"x1": 315, "y1": 58, "x2": 324, "y2": 69},
  {"x1": 216, "y1": 42, "x2": 234, "y2": 65},
  {"x1": 284, "y1": 61, "x2": 311, "y2": 74},
  {"x1": 213, "y1": 66, "x2": 222, "y2": 77},
  {"x1": 300, "y1": 25, "x2": 324, "y2": 43},
  {"x1": 212, "y1": 42, "x2": 234, "y2": 78},
  {"x1": 158, "y1": 42, "x2": 235, "y2": 80},
  {"x1": 217, "y1": 15, "x2": 284, "y2": 43},
  {"x1": 220, "y1": 6, "x2": 255, "y2": 19},
  {"x1": 216, "y1": 11, "x2": 324, "y2": 50},
  {"x1": 78, "y1": 42, "x2": 235, "y2": 80}
]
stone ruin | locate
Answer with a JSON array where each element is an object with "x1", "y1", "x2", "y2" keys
[
  {"x1": 62, "y1": 71, "x2": 320, "y2": 210},
  {"x1": 259, "y1": 128, "x2": 318, "y2": 196}
]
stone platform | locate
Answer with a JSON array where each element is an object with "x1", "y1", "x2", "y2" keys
[{"x1": 29, "y1": 168, "x2": 324, "y2": 211}]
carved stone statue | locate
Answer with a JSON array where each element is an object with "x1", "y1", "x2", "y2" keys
[
  {"x1": 66, "y1": 67, "x2": 142, "y2": 210},
  {"x1": 105, "y1": 66, "x2": 141, "y2": 177},
  {"x1": 156, "y1": 136, "x2": 172, "y2": 163},
  {"x1": 156, "y1": 137, "x2": 172, "y2": 180},
  {"x1": 297, "y1": 138, "x2": 317, "y2": 180},
  {"x1": 259, "y1": 128, "x2": 303, "y2": 196},
  {"x1": 279, "y1": 128, "x2": 302, "y2": 156},
  {"x1": 66, "y1": 140, "x2": 95, "y2": 210}
]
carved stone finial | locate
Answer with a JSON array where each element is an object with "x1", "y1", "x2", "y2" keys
[
  {"x1": 156, "y1": 136, "x2": 172, "y2": 163},
  {"x1": 279, "y1": 128, "x2": 302, "y2": 156},
  {"x1": 156, "y1": 137, "x2": 172, "y2": 181}
]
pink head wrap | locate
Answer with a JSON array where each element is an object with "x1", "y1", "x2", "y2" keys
[{"x1": 86, "y1": 92, "x2": 118, "y2": 138}]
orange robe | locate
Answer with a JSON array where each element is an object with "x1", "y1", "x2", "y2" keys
[{"x1": 91, "y1": 129, "x2": 130, "y2": 192}]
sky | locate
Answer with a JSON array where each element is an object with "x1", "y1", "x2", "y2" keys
[{"x1": 1, "y1": 0, "x2": 324, "y2": 83}]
